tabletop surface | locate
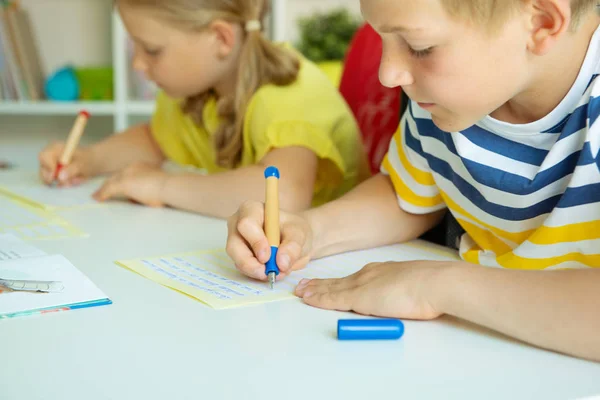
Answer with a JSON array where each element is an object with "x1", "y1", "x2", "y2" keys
[{"x1": 1, "y1": 135, "x2": 599, "y2": 400}]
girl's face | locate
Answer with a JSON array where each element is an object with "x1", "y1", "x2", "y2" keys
[{"x1": 118, "y1": 2, "x2": 241, "y2": 99}]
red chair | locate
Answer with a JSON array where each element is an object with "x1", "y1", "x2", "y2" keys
[{"x1": 339, "y1": 24, "x2": 402, "y2": 174}]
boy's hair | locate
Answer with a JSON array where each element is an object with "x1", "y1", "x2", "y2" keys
[
  {"x1": 441, "y1": 0, "x2": 598, "y2": 31},
  {"x1": 121, "y1": 0, "x2": 300, "y2": 168}
]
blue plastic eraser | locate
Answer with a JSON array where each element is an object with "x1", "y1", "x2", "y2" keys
[
  {"x1": 264, "y1": 166, "x2": 280, "y2": 179},
  {"x1": 337, "y1": 319, "x2": 404, "y2": 341}
]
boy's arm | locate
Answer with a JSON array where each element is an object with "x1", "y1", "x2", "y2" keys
[
  {"x1": 161, "y1": 146, "x2": 318, "y2": 218},
  {"x1": 437, "y1": 263, "x2": 600, "y2": 361},
  {"x1": 298, "y1": 259, "x2": 600, "y2": 361},
  {"x1": 306, "y1": 173, "x2": 446, "y2": 259},
  {"x1": 88, "y1": 123, "x2": 165, "y2": 175}
]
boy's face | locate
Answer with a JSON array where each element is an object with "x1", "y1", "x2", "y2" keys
[{"x1": 362, "y1": 0, "x2": 532, "y2": 132}]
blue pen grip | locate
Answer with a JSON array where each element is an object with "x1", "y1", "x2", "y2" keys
[{"x1": 265, "y1": 246, "x2": 280, "y2": 276}]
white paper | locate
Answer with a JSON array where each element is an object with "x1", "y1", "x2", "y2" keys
[
  {"x1": 0, "y1": 234, "x2": 47, "y2": 261},
  {"x1": 0, "y1": 254, "x2": 109, "y2": 316},
  {"x1": 0, "y1": 171, "x2": 103, "y2": 210}
]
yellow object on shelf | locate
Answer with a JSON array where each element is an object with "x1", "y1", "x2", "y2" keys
[{"x1": 317, "y1": 60, "x2": 344, "y2": 88}]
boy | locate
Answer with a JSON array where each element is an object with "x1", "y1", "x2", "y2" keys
[{"x1": 226, "y1": 0, "x2": 600, "y2": 361}]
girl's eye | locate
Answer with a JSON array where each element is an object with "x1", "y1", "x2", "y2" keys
[
  {"x1": 145, "y1": 48, "x2": 162, "y2": 57},
  {"x1": 408, "y1": 46, "x2": 434, "y2": 58}
]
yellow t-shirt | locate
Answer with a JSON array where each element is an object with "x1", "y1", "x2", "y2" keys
[{"x1": 150, "y1": 54, "x2": 369, "y2": 206}]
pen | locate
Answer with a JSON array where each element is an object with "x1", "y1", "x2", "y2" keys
[
  {"x1": 53, "y1": 110, "x2": 90, "y2": 185},
  {"x1": 264, "y1": 166, "x2": 280, "y2": 289}
]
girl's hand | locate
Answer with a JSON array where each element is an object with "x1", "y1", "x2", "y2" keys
[
  {"x1": 39, "y1": 142, "x2": 96, "y2": 186},
  {"x1": 93, "y1": 162, "x2": 169, "y2": 207}
]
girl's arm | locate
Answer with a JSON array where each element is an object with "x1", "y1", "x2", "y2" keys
[
  {"x1": 161, "y1": 146, "x2": 318, "y2": 217},
  {"x1": 88, "y1": 123, "x2": 165, "y2": 175}
]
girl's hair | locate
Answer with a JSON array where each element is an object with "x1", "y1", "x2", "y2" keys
[
  {"x1": 120, "y1": 0, "x2": 300, "y2": 167},
  {"x1": 441, "y1": 0, "x2": 599, "y2": 32}
]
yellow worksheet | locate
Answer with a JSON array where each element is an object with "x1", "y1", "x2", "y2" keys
[
  {"x1": 0, "y1": 195, "x2": 85, "y2": 240},
  {"x1": 116, "y1": 242, "x2": 459, "y2": 309}
]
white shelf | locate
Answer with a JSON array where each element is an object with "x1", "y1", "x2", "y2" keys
[
  {"x1": 0, "y1": 101, "x2": 115, "y2": 116},
  {"x1": 126, "y1": 101, "x2": 154, "y2": 115},
  {"x1": 1, "y1": 1, "x2": 288, "y2": 132}
]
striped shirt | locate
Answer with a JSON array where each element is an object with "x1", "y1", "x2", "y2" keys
[{"x1": 382, "y1": 25, "x2": 600, "y2": 270}]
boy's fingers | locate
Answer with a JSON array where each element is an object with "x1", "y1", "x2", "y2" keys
[
  {"x1": 235, "y1": 201, "x2": 270, "y2": 264},
  {"x1": 277, "y1": 223, "x2": 308, "y2": 272},
  {"x1": 301, "y1": 288, "x2": 353, "y2": 311},
  {"x1": 225, "y1": 226, "x2": 267, "y2": 281}
]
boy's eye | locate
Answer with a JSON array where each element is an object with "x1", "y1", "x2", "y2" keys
[{"x1": 408, "y1": 46, "x2": 434, "y2": 58}]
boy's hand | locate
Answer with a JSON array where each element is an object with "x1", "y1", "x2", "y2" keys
[
  {"x1": 226, "y1": 201, "x2": 313, "y2": 281},
  {"x1": 38, "y1": 142, "x2": 95, "y2": 186},
  {"x1": 93, "y1": 162, "x2": 168, "y2": 207},
  {"x1": 295, "y1": 260, "x2": 447, "y2": 320}
]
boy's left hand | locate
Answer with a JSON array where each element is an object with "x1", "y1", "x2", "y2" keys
[
  {"x1": 295, "y1": 260, "x2": 449, "y2": 320},
  {"x1": 93, "y1": 162, "x2": 168, "y2": 207}
]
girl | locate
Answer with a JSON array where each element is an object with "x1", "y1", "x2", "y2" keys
[{"x1": 39, "y1": 0, "x2": 369, "y2": 218}]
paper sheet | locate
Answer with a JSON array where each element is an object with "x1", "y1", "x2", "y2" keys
[
  {"x1": 0, "y1": 171, "x2": 103, "y2": 210},
  {"x1": 0, "y1": 234, "x2": 47, "y2": 261},
  {"x1": 116, "y1": 242, "x2": 459, "y2": 309},
  {"x1": 0, "y1": 254, "x2": 110, "y2": 317},
  {"x1": 0, "y1": 195, "x2": 85, "y2": 240}
]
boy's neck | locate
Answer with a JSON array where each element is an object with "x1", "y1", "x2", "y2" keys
[{"x1": 491, "y1": 14, "x2": 600, "y2": 125}]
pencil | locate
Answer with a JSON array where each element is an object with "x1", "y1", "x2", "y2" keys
[{"x1": 53, "y1": 110, "x2": 90, "y2": 184}]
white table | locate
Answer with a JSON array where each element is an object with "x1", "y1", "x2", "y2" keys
[{"x1": 1, "y1": 139, "x2": 600, "y2": 400}]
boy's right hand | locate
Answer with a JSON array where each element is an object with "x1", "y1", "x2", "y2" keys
[
  {"x1": 226, "y1": 201, "x2": 314, "y2": 281},
  {"x1": 38, "y1": 142, "x2": 94, "y2": 186}
]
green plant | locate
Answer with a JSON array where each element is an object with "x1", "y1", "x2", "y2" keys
[{"x1": 297, "y1": 8, "x2": 361, "y2": 62}]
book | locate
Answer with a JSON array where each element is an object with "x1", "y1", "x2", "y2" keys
[
  {"x1": 0, "y1": 235, "x2": 111, "y2": 319},
  {"x1": 6, "y1": 6, "x2": 43, "y2": 100},
  {"x1": 0, "y1": 6, "x2": 26, "y2": 100}
]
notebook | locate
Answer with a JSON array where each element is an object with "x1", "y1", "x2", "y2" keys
[{"x1": 0, "y1": 235, "x2": 111, "y2": 319}]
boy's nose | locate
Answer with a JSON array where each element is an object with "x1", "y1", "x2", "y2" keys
[
  {"x1": 379, "y1": 47, "x2": 414, "y2": 88},
  {"x1": 379, "y1": 61, "x2": 414, "y2": 88}
]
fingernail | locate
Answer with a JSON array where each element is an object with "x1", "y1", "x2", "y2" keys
[
  {"x1": 258, "y1": 249, "x2": 268, "y2": 261},
  {"x1": 303, "y1": 292, "x2": 313, "y2": 299},
  {"x1": 297, "y1": 279, "x2": 309, "y2": 288},
  {"x1": 280, "y1": 254, "x2": 290, "y2": 269},
  {"x1": 58, "y1": 170, "x2": 67, "y2": 181}
]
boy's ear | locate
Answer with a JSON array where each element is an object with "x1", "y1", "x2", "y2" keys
[
  {"x1": 526, "y1": 0, "x2": 571, "y2": 55},
  {"x1": 209, "y1": 19, "x2": 239, "y2": 58}
]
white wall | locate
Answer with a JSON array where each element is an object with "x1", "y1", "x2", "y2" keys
[{"x1": 20, "y1": 0, "x2": 113, "y2": 77}]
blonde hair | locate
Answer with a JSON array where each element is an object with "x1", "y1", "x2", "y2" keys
[
  {"x1": 120, "y1": 0, "x2": 300, "y2": 168},
  {"x1": 441, "y1": 0, "x2": 599, "y2": 32}
]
